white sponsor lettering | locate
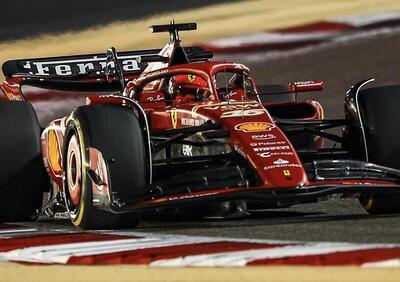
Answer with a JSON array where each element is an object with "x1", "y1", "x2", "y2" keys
[
  {"x1": 146, "y1": 95, "x2": 164, "y2": 102},
  {"x1": 54, "y1": 64, "x2": 72, "y2": 76},
  {"x1": 77, "y1": 63, "x2": 95, "y2": 74},
  {"x1": 253, "y1": 146, "x2": 290, "y2": 152},
  {"x1": 24, "y1": 55, "x2": 142, "y2": 76},
  {"x1": 251, "y1": 134, "x2": 276, "y2": 140},
  {"x1": 221, "y1": 109, "x2": 264, "y2": 118},
  {"x1": 181, "y1": 118, "x2": 206, "y2": 126},
  {"x1": 264, "y1": 164, "x2": 302, "y2": 170},
  {"x1": 294, "y1": 81, "x2": 316, "y2": 85},
  {"x1": 250, "y1": 141, "x2": 286, "y2": 147},
  {"x1": 182, "y1": 145, "x2": 193, "y2": 156},
  {"x1": 122, "y1": 60, "x2": 140, "y2": 71},
  {"x1": 33, "y1": 62, "x2": 50, "y2": 76},
  {"x1": 258, "y1": 152, "x2": 294, "y2": 158},
  {"x1": 99, "y1": 61, "x2": 107, "y2": 69}
]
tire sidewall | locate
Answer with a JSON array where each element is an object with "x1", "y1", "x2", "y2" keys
[
  {"x1": 63, "y1": 104, "x2": 144, "y2": 229},
  {"x1": 63, "y1": 118, "x2": 92, "y2": 228}
]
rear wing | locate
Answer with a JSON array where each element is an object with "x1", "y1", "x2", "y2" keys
[{"x1": 2, "y1": 46, "x2": 212, "y2": 79}]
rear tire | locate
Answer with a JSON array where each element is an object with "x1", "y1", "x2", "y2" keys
[
  {"x1": 64, "y1": 104, "x2": 146, "y2": 229},
  {"x1": 0, "y1": 101, "x2": 48, "y2": 222}
]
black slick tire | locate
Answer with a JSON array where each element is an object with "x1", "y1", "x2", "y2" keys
[
  {"x1": 0, "y1": 101, "x2": 48, "y2": 222},
  {"x1": 64, "y1": 104, "x2": 146, "y2": 229}
]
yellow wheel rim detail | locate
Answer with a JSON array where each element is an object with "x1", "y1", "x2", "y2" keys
[{"x1": 71, "y1": 119, "x2": 86, "y2": 227}]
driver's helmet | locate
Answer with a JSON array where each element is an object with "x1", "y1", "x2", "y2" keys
[{"x1": 168, "y1": 74, "x2": 210, "y2": 101}]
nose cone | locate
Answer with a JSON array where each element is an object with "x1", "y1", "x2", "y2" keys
[
  {"x1": 194, "y1": 101, "x2": 308, "y2": 189},
  {"x1": 230, "y1": 120, "x2": 308, "y2": 189}
]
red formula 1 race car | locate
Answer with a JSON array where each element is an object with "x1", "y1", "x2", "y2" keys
[{"x1": 1, "y1": 23, "x2": 400, "y2": 229}]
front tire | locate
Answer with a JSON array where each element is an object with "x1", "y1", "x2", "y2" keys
[
  {"x1": 359, "y1": 193, "x2": 400, "y2": 215},
  {"x1": 346, "y1": 84, "x2": 400, "y2": 214},
  {"x1": 64, "y1": 104, "x2": 146, "y2": 229}
]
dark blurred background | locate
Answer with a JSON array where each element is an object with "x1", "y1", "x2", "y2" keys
[{"x1": 0, "y1": 0, "x2": 235, "y2": 41}]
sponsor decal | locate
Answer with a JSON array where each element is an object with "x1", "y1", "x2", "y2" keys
[
  {"x1": 170, "y1": 109, "x2": 178, "y2": 129},
  {"x1": 187, "y1": 74, "x2": 196, "y2": 82},
  {"x1": 250, "y1": 141, "x2": 286, "y2": 147},
  {"x1": 213, "y1": 103, "x2": 259, "y2": 111},
  {"x1": 181, "y1": 118, "x2": 206, "y2": 126},
  {"x1": 146, "y1": 94, "x2": 164, "y2": 102},
  {"x1": 21, "y1": 56, "x2": 142, "y2": 76},
  {"x1": 293, "y1": 80, "x2": 317, "y2": 85},
  {"x1": 235, "y1": 122, "x2": 275, "y2": 133},
  {"x1": 258, "y1": 152, "x2": 294, "y2": 158},
  {"x1": 193, "y1": 102, "x2": 259, "y2": 113},
  {"x1": 253, "y1": 146, "x2": 290, "y2": 152},
  {"x1": 264, "y1": 163, "x2": 302, "y2": 171},
  {"x1": 251, "y1": 134, "x2": 276, "y2": 140},
  {"x1": 283, "y1": 169, "x2": 291, "y2": 177},
  {"x1": 182, "y1": 145, "x2": 193, "y2": 156},
  {"x1": 273, "y1": 159, "x2": 289, "y2": 165},
  {"x1": 221, "y1": 109, "x2": 265, "y2": 118}
]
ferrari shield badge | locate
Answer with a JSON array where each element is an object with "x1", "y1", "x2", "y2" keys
[
  {"x1": 171, "y1": 108, "x2": 178, "y2": 129},
  {"x1": 187, "y1": 74, "x2": 196, "y2": 82}
]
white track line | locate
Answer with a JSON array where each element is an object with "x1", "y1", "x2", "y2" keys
[
  {"x1": 333, "y1": 11, "x2": 400, "y2": 27},
  {"x1": 363, "y1": 258, "x2": 400, "y2": 268},
  {"x1": 0, "y1": 236, "x2": 224, "y2": 264},
  {"x1": 150, "y1": 242, "x2": 397, "y2": 267},
  {"x1": 0, "y1": 228, "x2": 38, "y2": 235}
]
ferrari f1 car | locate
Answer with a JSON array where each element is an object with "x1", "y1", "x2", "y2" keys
[{"x1": 1, "y1": 23, "x2": 400, "y2": 229}]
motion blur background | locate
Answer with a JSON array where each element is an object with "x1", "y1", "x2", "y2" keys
[{"x1": 2, "y1": 0, "x2": 400, "y2": 120}]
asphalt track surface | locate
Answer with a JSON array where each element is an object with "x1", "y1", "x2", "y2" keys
[{"x1": 3, "y1": 2, "x2": 400, "y2": 245}]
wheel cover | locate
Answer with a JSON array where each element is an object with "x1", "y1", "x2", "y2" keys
[{"x1": 66, "y1": 134, "x2": 82, "y2": 207}]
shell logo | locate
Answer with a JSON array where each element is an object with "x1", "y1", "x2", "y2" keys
[{"x1": 234, "y1": 122, "x2": 275, "y2": 133}]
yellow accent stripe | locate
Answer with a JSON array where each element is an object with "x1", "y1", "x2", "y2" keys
[{"x1": 71, "y1": 118, "x2": 86, "y2": 227}]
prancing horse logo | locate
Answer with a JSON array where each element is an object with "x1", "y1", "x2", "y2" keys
[{"x1": 187, "y1": 74, "x2": 196, "y2": 82}]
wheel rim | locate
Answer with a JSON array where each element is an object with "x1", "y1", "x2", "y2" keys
[
  {"x1": 359, "y1": 193, "x2": 374, "y2": 211},
  {"x1": 66, "y1": 134, "x2": 82, "y2": 209}
]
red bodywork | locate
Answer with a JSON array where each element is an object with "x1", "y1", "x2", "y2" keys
[{"x1": 1, "y1": 30, "x2": 399, "y2": 215}]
